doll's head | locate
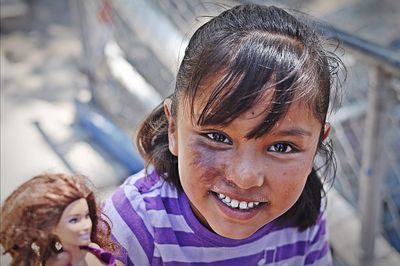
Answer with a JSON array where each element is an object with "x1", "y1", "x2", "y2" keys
[
  {"x1": 51, "y1": 198, "x2": 93, "y2": 249},
  {"x1": 0, "y1": 173, "x2": 117, "y2": 266},
  {"x1": 137, "y1": 4, "x2": 344, "y2": 238}
]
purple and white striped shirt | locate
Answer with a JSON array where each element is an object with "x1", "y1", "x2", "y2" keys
[{"x1": 104, "y1": 170, "x2": 332, "y2": 266}]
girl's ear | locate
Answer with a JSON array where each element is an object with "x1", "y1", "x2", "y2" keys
[
  {"x1": 322, "y1": 123, "x2": 331, "y2": 141},
  {"x1": 164, "y1": 98, "x2": 178, "y2": 156}
]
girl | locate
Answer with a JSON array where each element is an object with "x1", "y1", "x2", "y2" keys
[
  {"x1": 0, "y1": 173, "x2": 122, "y2": 266},
  {"x1": 105, "y1": 4, "x2": 343, "y2": 265}
]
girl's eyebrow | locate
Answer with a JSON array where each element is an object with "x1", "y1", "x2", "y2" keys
[{"x1": 271, "y1": 128, "x2": 313, "y2": 138}]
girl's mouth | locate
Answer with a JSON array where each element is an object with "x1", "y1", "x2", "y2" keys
[{"x1": 211, "y1": 191, "x2": 267, "y2": 211}]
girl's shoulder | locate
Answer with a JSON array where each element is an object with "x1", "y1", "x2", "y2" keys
[
  {"x1": 104, "y1": 169, "x2": 168, "y2": 205},
  {"x1": 120, "y1": 169, "x2": 178, "y2": 198},
  {"x1": 103, "y1": 170, "x2": 182, "y2": 265},
  {"x1": 103, "y1": 168, "x2": 180, "y2": 227},
  {"x1": 123, "y1": 169, "x2": 162, "y2": 191},
  {"x1": 104, "y1": 169, "x2": 168, "y2": 218}
]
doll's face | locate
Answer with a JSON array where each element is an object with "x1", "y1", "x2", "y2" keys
[
  {"x1": 52, "y1": 198, "x2": 92, "y2": 247},
  {"x1": 165, "y1": 88, "x2": 328, "y2": 239}
]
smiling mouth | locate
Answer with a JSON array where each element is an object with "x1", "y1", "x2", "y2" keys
[{"x1": 212, "y1": 192, "x2": 266, "y2": 210}]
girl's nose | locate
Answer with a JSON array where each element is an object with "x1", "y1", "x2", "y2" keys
[{"x1": 227, "y1": 151, "x2": 265, "y2": 189}]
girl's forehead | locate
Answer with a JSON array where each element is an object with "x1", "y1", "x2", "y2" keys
[
  {"x1": 235, "y1": 91, "x2": 275, "y2": 120},
  {"x1": 235, "y1": 98, "x2": 315, "y2": 122},
  {"x1": 183, "y1": 84, "x2": 316, "y2": 125},
  {"x1": 188, "y1": 73, "x2": 274, "y2": 109}
]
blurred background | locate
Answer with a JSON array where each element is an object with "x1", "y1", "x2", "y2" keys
[{"x1": 1, "y1": 0, "x2": 399, "y2": 265}]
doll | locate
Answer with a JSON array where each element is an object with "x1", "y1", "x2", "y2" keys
[{"x1": 0, "y1": 173, "x2": 120, "y2": 266}]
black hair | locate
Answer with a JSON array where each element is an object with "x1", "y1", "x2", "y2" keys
[{"x1": 137, "y1": 4, "x2": 344, "y2": 230}]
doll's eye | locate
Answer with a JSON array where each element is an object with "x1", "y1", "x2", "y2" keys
[
  {"x1": 68, "y1": 218, "x2": 78, "y2": 224},
  {"x1": 268, "y1": 143, "x2": 296, "y2": 153},
  {"x1": 206, "y1": 132, "x2": 232, "y2": 144}
]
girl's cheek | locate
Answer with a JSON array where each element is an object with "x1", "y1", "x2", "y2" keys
[{"x1": 188, "y1": 142, "x2": 228, "y2": 185}]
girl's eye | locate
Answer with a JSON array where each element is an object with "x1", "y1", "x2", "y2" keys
[
  {"x1": 206, "y1": 132, "x2": 232, "y2": 144},
  {"x1": 268, "y1": 143, "x2": 295, "y2": 153}
]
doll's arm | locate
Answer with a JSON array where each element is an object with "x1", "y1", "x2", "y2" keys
[{"x1": 115, "y1": 260, "x2": 124, "y2": 266}]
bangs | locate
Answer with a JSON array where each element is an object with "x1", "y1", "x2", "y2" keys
[{"x1": 188, "y1": 32, "x2": 312, "y2": 138}]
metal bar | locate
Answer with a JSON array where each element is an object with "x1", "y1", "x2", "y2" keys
[
  {"x1": 315, "y1": 23, "x2": 400, "y2": 77},
  {"x1": 69, "y1": 0, "x2": 92, "y2": 72},
  {"x1": 33, "y1": 121, "x2": 77, "y2": 174},
  {"x1": 75, "y1": 101, "x2": 144, "y2": 175},
  {"x1": 112, "y1": 0, "x2": 187, "y2": 75},
  {"x1": 359, "y1": 68, "x2": 390, "y2": 266}
]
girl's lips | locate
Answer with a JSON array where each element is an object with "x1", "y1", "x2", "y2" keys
[
  {"x1": 212, "y1": 190, "x2": 265, "y2": 204},
  {"x1": 211, "y1": 191, "x2": 266, "y2": 221}
]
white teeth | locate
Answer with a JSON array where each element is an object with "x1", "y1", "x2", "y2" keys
[
  {"x1": 223, "y1": 196, "x2": 231, "y2": 203},
  {"x1": 239, "y1": 201, "x2": 247, "y2": 209},
  {"x1": 231, "y1": 199, "x2": 239, "y2": 208},
  {"x1": 216, "y1": 193, "x2": 260, "y2": 210}
]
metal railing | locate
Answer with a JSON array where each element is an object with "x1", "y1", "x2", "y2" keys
[{"x1": 314, "y1": 22, "x2": 400, "y2": 266}]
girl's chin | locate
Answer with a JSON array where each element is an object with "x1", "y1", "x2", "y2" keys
[{"x1": 209, "y1": 223, "x2": 257, "y2": 239}]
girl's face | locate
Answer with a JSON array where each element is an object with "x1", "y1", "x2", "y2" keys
[
  {"x1": 165, "y1": 88, "x2": 329, "y2": 240},
  {"x1": 52, "y1": 198, "x2": 92, "y2": 247}
]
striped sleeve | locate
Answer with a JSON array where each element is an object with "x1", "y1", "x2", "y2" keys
[
  {"x1": 104, "y1": 176, "x2": 156, "y2": 266},
  {"x1": 304, "y1": 210, "x2": 332, "y2": 265}
]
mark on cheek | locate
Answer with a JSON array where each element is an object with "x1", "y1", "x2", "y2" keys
[{"x1": 189, "y1": 142, "x2": 224, "y2": 186}]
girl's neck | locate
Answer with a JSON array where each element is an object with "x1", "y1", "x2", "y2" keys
[{"x1": 61, "y1": 243, "x2": 86, "y2": 265}]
